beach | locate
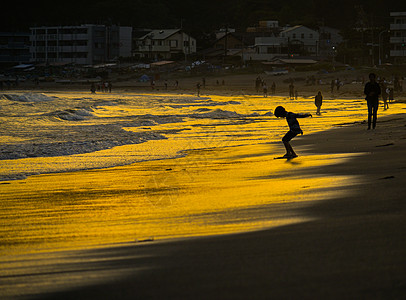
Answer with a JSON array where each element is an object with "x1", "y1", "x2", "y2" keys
[{"x1": 1, "y1": 83, "x2": 406, "y2": 298}]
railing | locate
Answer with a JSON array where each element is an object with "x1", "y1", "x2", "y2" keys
[
  {"x1": 390, "y1": 50, "x2": 406, "y2": 57},
  {"x1": 390, "y1": 37, "x2": 406, "y2": 44},
  {"x1": 136, "y1": 45, "x2": 170, "y2": 52},
  {"x1": 390, "y1": 24, "x2": 406, "y2": 31}
]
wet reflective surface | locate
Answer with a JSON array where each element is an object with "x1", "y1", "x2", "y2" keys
[{"x1": 0, "y1": 92, "x2": 404, "y2": 256}]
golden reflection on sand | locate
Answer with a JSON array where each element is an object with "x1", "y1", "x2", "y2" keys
[
  {"x1": 3, "y1": 92, "x2": 398, "y2": 256},
  {"x1": 0, "y1": 142, "x2": 360, "y2": 257}
]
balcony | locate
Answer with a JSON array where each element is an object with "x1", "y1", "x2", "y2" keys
[
  {"x1": 58, "y1": 46, "x2": 89, "y2": 52},
  {"x1": 136, "y1": 45, "x2": 170, "y2": 52},
  {"x1": 390, "y1": 50, "x2": 406, "y2": 57},
  {"x1": 390, "y1": 37, "x2": 406, "y2": 44},
  {"x1": 390, "y1": 24, "x2": 406, "y2": 31},
  {"x1": 59, "y1": 34, "x2": 89, "y2": 41}
]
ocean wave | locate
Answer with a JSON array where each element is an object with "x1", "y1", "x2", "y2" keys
[
  {"x1": 0, "y1": 128, "x2": 166, "y2": 161},
  {"x1": 189, "y1": 109, "x2": 264, "y2": 119},
  {"x1": 43, "y1": 107, "x2": 96, "y2": 121},
  {"x1": 1, "y1": 93, "x2": 56, "y2": 102}
]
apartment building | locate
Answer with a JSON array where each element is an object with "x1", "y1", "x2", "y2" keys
[
  {"x1": 390, "y1": 12, "x2": 406, "y2": 64},
  {"x1": 0, "y1": 32, "x2": 30, "y2": 64},
  {"x1": 30, "y1": 25, "x2": 132, "y2": 65}
]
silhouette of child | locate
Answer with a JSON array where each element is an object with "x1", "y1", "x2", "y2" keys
[
  {"x1": 274, "y1": 106, "x2": 312, "y2": 158},
  {"x1": 315, "y1": 91, "x2": 323, "y2": 115}
]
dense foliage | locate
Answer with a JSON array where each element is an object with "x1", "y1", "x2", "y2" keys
[{"x1": 3, "y1": 0, "x2": 403, "y2": 32}]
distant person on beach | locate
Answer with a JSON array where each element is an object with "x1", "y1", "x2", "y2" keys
[
  {"x1": 289, "y1": 83, "x2": 295, "y2": 100},
  {"x1": 196, "y1": 82, "x2": 201, "y2": 97},
  {"x1": 336, "y1": 78, "x2": 340, "y2": 91},
  {"x1": 382, "y1": 86, "x2": 389, "y2": 110},
  {"x1": 315, "y1": 91, "x2": 323, "y2": 115},
  {"x1": 364, "y1": 73, "x2": 381, "y2": 130},
  {"x1": 90, "y1": 83, "x2": 96, "y2": 94},
  {"x1": 255, "y1": 76, "x2": 262, "y2": 92},
  {"x1": 263, "y1": 81, "x2": 268, "y2": 97},
  {"x1": 389, "y1": 87, "x2": 394, "y2": 102},
  {"x1": 274, "y1": 106, "x2": 312, "y2": 158}
]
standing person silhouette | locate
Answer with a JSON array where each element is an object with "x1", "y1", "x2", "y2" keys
[
  {"x1": 364, "y1": 73, "x2": 381, "y2": 130},
  {"x1": 315, "y1": 91, "x2": 323, "y2": 115}
]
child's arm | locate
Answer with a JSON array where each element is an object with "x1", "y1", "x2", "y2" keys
[{"x1": 295, "y1": 113, "x2": 312, "y2": 118}]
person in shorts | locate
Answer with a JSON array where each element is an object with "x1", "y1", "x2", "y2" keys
[{"x1": 274, "y1": 106, "x2": 312, "y2": 158}]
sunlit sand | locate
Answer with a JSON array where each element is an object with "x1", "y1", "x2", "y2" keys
[
  {"x1": 1, "y1": 90, "x2": 406, "y2": 298},
  {"x1": 0, "y1": 91, "x2": 404, "y2": 257}
]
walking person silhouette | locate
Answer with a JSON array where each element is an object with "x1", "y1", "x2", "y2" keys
[{"x1": 364, "y1": 73, "x2": 381, "y2": 130}]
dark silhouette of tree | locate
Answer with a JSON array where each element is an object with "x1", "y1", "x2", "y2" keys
[{"x1": 1, "y1": 0, "x2": 403, "y2": 32}]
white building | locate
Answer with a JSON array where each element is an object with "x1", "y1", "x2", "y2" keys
[
  {"x1": 243, "y1": 36, "x2": 288, "y2": 61},
  {"x1": 30, "y1": 25, "x2": 132, "y2": 65},
  {"x1": 134, "y1": 29, "x2": 196, "y2": 60},
  {"x1": 390, "y1": 12, "x2": 406, "y2": 64},
  {"x1": 280, "y1": 25, "x2": 320, "y2": 56},
  {"x1": 245, "y1": 25, "x2": 323, "y2": 61}
]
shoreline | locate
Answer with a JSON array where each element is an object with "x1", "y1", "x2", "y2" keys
[
  {"x1": 1, "y1": 89, "x2": 404, "y2": 183},
  {"x1": 1, "y1": 113, "x2": 406, "y2": 298}
]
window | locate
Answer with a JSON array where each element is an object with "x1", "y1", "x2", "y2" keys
[
  {"x1": 292, "y1": 34, "x2": 296, "y2": 39},
  {"x1": 301, "y1": 33, "x2": 304, "y2": 39},
  {"x1": 309, "y1": 34, "x2": 313, "y2": 38},
  {"x1": 267, "y1": 46, "x2": 278, "y2": 54},
  {"x1": 170, "y1": 40, "x2": 178, "y2": 47}
]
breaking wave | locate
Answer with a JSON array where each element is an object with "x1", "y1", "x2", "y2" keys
[{"x1": 1, "y1": 93, "x2": 56, "y2": 102}]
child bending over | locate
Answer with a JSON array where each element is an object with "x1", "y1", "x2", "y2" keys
[{"x1": 274, "y1": 106, "x2": 312, "y2": 158}]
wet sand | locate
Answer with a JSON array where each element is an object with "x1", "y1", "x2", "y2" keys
[{"x1": 2, "y1": 113, "x2": 406, "y2": 299}]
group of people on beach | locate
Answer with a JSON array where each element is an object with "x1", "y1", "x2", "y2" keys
[
  {"x1": 256, "y1": 76, "x2": 276, "y2": 97},
  {"x1": 90, "y1": 81, "x2": 112, "y2": 93},
  {"x1": 275, "y1": 72, "x2": 386, "y2": 159}
]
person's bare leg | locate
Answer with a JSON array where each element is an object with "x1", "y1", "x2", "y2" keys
[
  {"x1": 287, "y1": 142, "x2": 297, "y2": 157},
  {"x1": 283, "y1": 141, "x2": 297, "y2": 157},
  {"x1": 283, "y1": 141, "x2": 290, "y2": 157}
]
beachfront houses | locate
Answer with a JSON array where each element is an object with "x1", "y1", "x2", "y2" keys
[
  {"x1": 29, "y1": 25, "x2": 132, "y2": 65},
  {"x1": 280, "y1": 25, "x2": 320, "y2": 56},
  {"x1": 242, "y1": 25, "x2": 322, "y2": 62},
  {"x1": 243, "y1": 36, "x2": 288, "y2": 62},
  {"x1": 390, "y1": 12, "x2": 406, "y2": 64},
  {"x1": 133, "y1": 29, "x2": 196, "y2": 61}
]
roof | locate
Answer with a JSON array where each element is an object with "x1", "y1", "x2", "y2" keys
[
  {"x1": 281, "y1": 25, "x2": 303, "y2": 33},
  {"x1": 139, "y1": 29, "x2": 181, "y2": 40},
  {"x1": 278, "y1": 58, "x2": 317, "y2": 64},
  {"x1": 150, "y1": 60, "x2": 175, "y2": 66},
  {"x1": 263, "y1": 59, "x2": 318, "y2": 65},
  {"x1": 281, "y1": 25, "x2": 317, "y2": 34}
]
